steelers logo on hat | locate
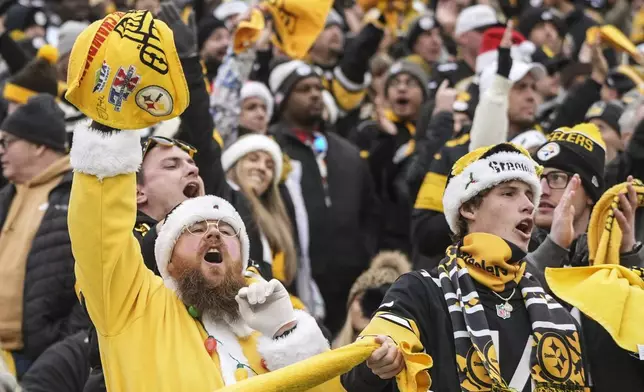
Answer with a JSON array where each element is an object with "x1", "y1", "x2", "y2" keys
[
  {"x1": 537, "y1": 142, "x2": 561, "y2": 161},
  {"x1": 136, "y1": 86, "x2": 174, "y2": 117},
  {"x1": 296, "y1": 64, "x2": 313, "y2": 76}
]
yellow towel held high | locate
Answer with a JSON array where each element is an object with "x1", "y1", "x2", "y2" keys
[
  {"x1": 546, "y1": 179, "x2": 644, "y2": 353},
  {"x1": 233, "y1": 0, "x2": 333, "y2": 59},
  {"x1": 586, "y1": 25, "x2": 644, "y2": 65},
  {"x1": 357, "y1": 0, "x2": 412, "y2": 33},
  {"x1": 218, "y1": 336, "x2": 432, "y2": 392}
]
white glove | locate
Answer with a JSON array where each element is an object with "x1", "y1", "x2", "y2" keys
[{"x1": 236, "y1": 279, "x2": 296, "y2": 338}]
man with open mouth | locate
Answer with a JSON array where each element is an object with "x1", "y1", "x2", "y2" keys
[
  {"x1": 529, "y1": 123, "x2": 644, "y2": 391},
  {"x1": 67, "y1": 121, "x2": 336, "y2": 391},
  {"x1": 342, "y1": 142, "x2": 592, "y2": 392}
]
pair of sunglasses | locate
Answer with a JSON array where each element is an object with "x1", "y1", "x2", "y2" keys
[{"x1": 142, "y1": 136, "x2": 197, "y2": 159}]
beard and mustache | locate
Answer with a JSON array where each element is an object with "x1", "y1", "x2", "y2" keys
[{"x1": 176, "y1": 264, "x2": 246, "y2": 322}]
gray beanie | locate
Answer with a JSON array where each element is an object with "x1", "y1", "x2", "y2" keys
[
  {"x1": 385, "y1": 60, "x2": 430, "y2": 99},
  {"x1": 1, "y1": 94, "x2": 67, "y2": 152},
  {"x1": 57, "y1": 21, "x2": 89, "y2": 57}
]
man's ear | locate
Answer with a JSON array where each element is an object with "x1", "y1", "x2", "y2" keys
[
  {"x1": 136, "y1": 185, "x2": 147, "y2": 205},
  {"x1": 459, "y1": 203, "x2": 476, "y2": 221},
  {"x1": 166, "y1": 258, "x2": 177, "y2": 278}
]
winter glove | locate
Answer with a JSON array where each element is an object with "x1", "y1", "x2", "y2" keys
[
  {"x1": 157, "y1": 1, "x2": 197, "y2": 59},
  {"x1": 236, "y1": 278, "x2": 296, "y2": 338}
]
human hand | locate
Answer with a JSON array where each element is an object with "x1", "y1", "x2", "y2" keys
[
  {"x1": 615, "y1": 176, "x2": 639, "y2": 253},
  {"x1": 500, "y1": 20, "x2": 514, "y2": 49},
  {"x1": 433, "y1": 80, "x2": 458, "y2": 114},
  {"x1": 375, "y1": 96, "x2": 398, "y2": 135},
  {"x1": 550, "y1": 174, "x2": 580, "y2": 250},
  {"x1": 590, "y1": 31, "x2": 609, "y2": 84},
  {"x1": 236, "y1": 278, "x2": 296, "y2": 338},
  {"x1": 366, "y1": 335, "x2": 405, "y2": 379}
]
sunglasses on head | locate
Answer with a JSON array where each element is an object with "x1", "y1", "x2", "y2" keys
[{"x1": 142, "y1": 136, "x2": 197, "y2": 159}]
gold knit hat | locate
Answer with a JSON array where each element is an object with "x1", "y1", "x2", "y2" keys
[{"x1": 65, "y1": 10, "x2": 189, "y2": 130}]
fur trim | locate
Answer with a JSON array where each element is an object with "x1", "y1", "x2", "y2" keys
[
  {"x1": 154, "y1": 196, "x2": 250, "y2": 290},
  {"x1": 240, "y1": 81, "x2": 274, "y2": 120},
  {"x1": 369, "y1": 251, "x2": 412, "y2": 275},
  {"x1": 443, "y1": 151, "x2": 542, "y2": 234},
  {"x1": 221, "y1": 134, "x2": 283, "y2": 184},
  {"x1": 70, "y1": 121, "x2": 142, "y2": 180},
  {"x1": 257, "y1": 310, "x2": 330, "y2": 371}
]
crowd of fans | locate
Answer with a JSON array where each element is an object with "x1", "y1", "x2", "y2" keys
[{"x1": 0, "y1": 0, "x2": 643, "y2": 390}]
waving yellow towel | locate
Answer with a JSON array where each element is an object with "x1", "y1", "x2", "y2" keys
[
  {"x1": 218, "y1": 336, "x2": 431, "y2": 392},
  {"x1": 546, "y1": 180, "x2": 644, "y2": 353},
  {"x1": 233, "y1": 0, "x2": 333, "y2": 59}
]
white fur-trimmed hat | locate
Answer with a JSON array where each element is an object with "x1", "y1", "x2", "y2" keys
[
  {"x1": 221, "y1": 134, "x2": 283, "y2": 184},
  {"x1": 240, "y1": 81, "x2": 274, "y2": 120},
  {"x1": 443, "y1": 143, "x2": 543, "y2": 235},
  {"x1": 155, "y1": 196, "x2": 250, "y2": 290}
]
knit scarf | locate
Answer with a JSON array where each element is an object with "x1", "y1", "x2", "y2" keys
[
  {"x1": 440, "y1": 233, "x2": 588, "y2": 392},
  {"x1": 546, "y1": 179, "x2": 644, "y2": 353}
]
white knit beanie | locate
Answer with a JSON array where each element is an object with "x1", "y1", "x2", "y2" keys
[
  {"x1": 155, "y1": 196, "x2": 250, "y2": 291},
  {"x1": 221, "y1": 134, "x2": 283, "y2": 184},
  {"x1": 442, "y1": 143, "x2": 542, "y2": 235},
  {"x1": 240, "y1": 81, "x2": 274, "y2": 120}
]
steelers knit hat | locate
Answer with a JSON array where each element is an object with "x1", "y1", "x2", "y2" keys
[
  {"x1": 221, "y1": 134, "x2": 283, "y2": 184},
  {"x1": 4, "y1": 45, "x2": 59, "y2": 104},
  {"x1": 269, "y1": 60, "x2": 319, "y2": 115},
  {"x1": 385, "y1": 60, "x2": 430, "y2": 99},
  {"x1": 155, "y1": 195, "x2": 250, "y2": 291},
  {"x1": 65, "y1": 11, "x2": 189, "y2": 130},
  {"x1": 443, "y1": 143, "x2": 543, "y2": 235},
  {"x1": 534, "y1": 123, "x2": 606, "y2": 202}
]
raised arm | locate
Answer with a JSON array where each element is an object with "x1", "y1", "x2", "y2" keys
[{"x1": 69, "y1": 123, "x2": 162, "y2": 335}]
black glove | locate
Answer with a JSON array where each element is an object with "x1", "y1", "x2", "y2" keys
[{"x1": 156, "y1": 1, "x2": 197, "y2": 60}]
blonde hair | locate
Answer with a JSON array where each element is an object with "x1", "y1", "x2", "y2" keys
[{"x1": 230, "y1": 163, "x2": 298, "y2": 286}]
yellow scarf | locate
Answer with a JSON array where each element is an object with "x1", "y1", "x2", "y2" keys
[
  {"x1": 233, "y1": 0, "x2": 333, "y2": 59},
  {"x1": 384, "y1": 109, "x2": 416, "y2": 158},
  {"x1": 546, "y1": 180, "x2": 644, "y2": 353},
  {"x1": 217, "y1": 336, "x2": 430, "y2": 391},
  {"x1": 457, "y1": 233, "x2": 526, "y2": 292}
]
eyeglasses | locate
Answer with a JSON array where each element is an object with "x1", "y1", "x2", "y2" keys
[
  {"x1": 182, "y1": 216, "x2": 240, "y2": 238},
  {"x1": 540, "y1": 171, "x2": 573, "y2": 190},
  {"x1": 142, "y1": 136, "x2": 197, "y2": 159},
  {"x1": 0, "y1": 136, "x2": 18, "y2": 150}
]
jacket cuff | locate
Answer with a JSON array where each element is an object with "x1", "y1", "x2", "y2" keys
[
  {"x1": 620, "y1": 242, "x2": 644, "y2": 268},
  {"x1": 257, "y1": 310, "x2": 330, "y2": 371},
  {"x1": 70, "y1": 121, "x2": 142, "y2": 180}
]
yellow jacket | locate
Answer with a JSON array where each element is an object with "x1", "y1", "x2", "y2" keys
[{"x1": 68, "y1": 125, "x2": 336, "y2": 391}]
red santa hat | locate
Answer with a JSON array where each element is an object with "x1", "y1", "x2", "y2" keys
[{"x1": 475, "y1": 27, "x2": 536, "y2": 74}]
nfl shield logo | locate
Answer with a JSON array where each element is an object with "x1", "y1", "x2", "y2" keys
[{"x1": 108, "y1": 65, "x2": 141, "y2": 112}]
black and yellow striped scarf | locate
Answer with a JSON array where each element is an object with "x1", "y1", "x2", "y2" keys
[{"x1": 439, "y1": 233, "x2": 589, "y2": 392}]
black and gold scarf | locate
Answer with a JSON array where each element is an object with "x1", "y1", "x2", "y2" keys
[{"x1": 438, "y1": 233, "x2": 589, "y2": 392}]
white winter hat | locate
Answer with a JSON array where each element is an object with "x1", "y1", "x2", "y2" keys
[
  {"x1": 454, "y1": 5, "x2": 499, "y2": 37},
  {"x1": 240, "y1": 81, "x2": 274, "y2": 120},
  {"x1": 221, "y1": 134, "x2": 283, "y2": 185},
  {"x1": 155, "y1": 196, "x2": 250, "y2": 290},
  {"x1": 442, "y1": 143, "x2": 542, "y2": 235},
  {"x1": 214, "y1": 0, "x2": 248, "y2": 21},
  {"x1": 478, "y1": 60, "x2": 546, "y2": 94}
]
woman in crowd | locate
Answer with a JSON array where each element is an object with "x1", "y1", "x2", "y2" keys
[{"x1": 221, "y1": 134, "x2": 300, "y2": 301}]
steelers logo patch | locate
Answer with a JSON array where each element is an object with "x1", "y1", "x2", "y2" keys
[
  {"x1": 537, "y1": 332, "x2": 572, "y2": 382},
  {"x1": 537, "y1": 142, "x2": 560, "y2": 161},
  {"x1": 135, "y1": 86, "x2": 173, "y2": 117},
  {"x1": 464, "y1": 342, "x2": 496, "y2": 389}
]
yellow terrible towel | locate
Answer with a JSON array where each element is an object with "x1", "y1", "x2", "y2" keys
[
  {"x1": 357, "y1": 0, "x2": 412, "y2": 32},
  {"x1": 587, "y1": 179, "x2": 644, "y2": 266},
  {"x1": 587, "y1": 25, "x2": 644, "y2": 65},
  {"x1": 233, "y1": 0, "x2": 333, "y2": 59},
  {"x1": 546, "y1": 180, "x2": 644, "y2": 353},
  {"x1": 218, "y1": 336, "x2": 432, "y2": 392}
]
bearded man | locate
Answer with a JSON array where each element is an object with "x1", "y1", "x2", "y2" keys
[{"x1": 68, "y1": 121, "x2": 336, "y2": 391}]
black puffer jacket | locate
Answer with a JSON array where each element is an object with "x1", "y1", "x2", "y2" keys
[{"x1": 0, "y1": 172, "x2": 88, "y2": 364}]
